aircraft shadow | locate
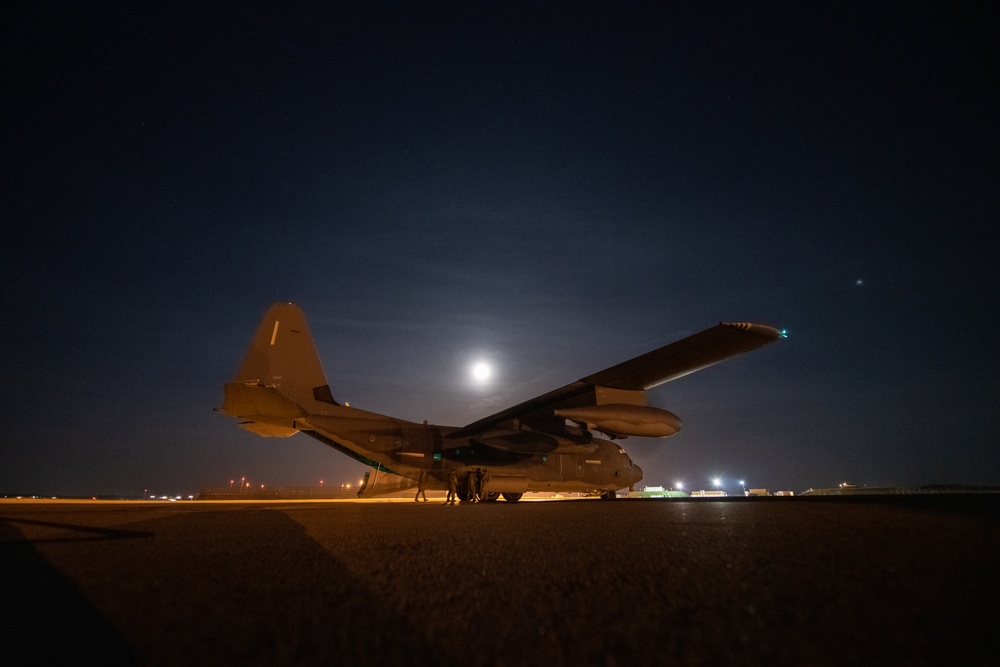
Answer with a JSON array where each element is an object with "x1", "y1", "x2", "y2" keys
[
  {"x1": 0, "y1": 516, "x2": 154, "y2": 544},
  {"x1": 2, "y1": 508, "x2": 444, "y2": 665},
  {"x1": 0, "y1": 519, "x2": 141, "y2": 664}
]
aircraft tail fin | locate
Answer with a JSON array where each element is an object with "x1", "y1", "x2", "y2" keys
[{"x1": 218, "y1": 303, "x2": 338, "y2": 435}]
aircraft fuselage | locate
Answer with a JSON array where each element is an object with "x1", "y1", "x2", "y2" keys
[{"x1": 223, "y1": 390, "x2": 643, "y2": 497}]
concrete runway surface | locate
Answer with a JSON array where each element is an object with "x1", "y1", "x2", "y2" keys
[{"x1": 2, "y1": 495, "x2": 999, "y2": 666}]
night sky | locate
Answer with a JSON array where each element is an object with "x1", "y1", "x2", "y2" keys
[{"x1": 2, "y1": 2, "x2": 997, "y2": 497}]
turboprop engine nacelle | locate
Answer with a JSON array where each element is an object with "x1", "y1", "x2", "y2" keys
[{"x1": 553, "y1": 404, "x2": 682, "y2": 438}]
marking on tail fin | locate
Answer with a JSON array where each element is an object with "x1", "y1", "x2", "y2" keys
[{"x1": 270, "y1": 321, "x2": 280, "y2": 345}]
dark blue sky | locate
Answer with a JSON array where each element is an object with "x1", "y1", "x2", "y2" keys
[{"x1": 2, "y1": 2, "x2": 996, "y2": 496}]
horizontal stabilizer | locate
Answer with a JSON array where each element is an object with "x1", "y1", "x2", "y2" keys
[
  {"x1": 238, "y1": 421, "x2": 299, "y2": 438},
  {"x1": 219, "y1": 383, "x2": 305, "y2": 438},
  {"x1": 220, "y1": 382, "x2": 308, "y2": 421}
]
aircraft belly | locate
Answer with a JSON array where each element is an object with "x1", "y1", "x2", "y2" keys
[
  {"x1": 302, "y1": 416, "x2": 633, "y2": 492},
  {"x1": 487, "y1": 476, "x2": 529, "y2": 493}
]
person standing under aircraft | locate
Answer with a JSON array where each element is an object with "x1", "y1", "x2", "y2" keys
[
  {"x1": 446, "y1": 471, "x2": 458, "y2": 504},
  {"x1": 474, "y1": 468, "x2": 484, "y2": 501},
  {"x1": 465, "y1": 471, "x2": 478, "y2": 503},
  {"x1": 415, "y1": 471, "x2": 428, "y2": 502},
  {"x1": 481, "y1": 469, "x2": 490, "y2": 499}
]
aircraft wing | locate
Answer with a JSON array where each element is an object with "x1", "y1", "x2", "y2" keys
[
  {"x1": 447, "y1": 322, "x2": 783, "y2": 440},
  {"x1": 578, "y1": 321, "x2": 784, "y2": 390}
]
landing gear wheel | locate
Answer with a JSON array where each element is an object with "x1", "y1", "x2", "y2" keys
[
  {"x1": 483, "y1": 492, "x2": 501, "y2": 502},
  {"x1": 501, "y1": 492, "x2": 523, "y2": 502},
  {"x1": 600, "y1": 490, "x2": 617, "y2": 500}
]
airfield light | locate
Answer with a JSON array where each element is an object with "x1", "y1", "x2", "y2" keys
[
  {"x1": 712, "y1": 477, "x2": 722, "y2": 488},
  {"x1": 675, "y1": 481, "x2": 684, "y2": 491}
]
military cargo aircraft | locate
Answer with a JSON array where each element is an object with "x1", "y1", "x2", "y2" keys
[{"x1": 219, "y1": 303, "x2": 783, "y2": 501}]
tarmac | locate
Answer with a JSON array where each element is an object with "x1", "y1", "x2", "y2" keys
[{"x1": 2, "y1": 495, "x2": 999, "y2": 666}]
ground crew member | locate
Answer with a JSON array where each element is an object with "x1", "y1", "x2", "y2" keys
[
  {"x1": 480, "y1": 468, "x2": 490, "y2": 500},
  {"x1": 415, "y1": 470, "x2": 428, "y2": 502},
  {"x1": 446, "y1": 471, "x2": 458, "y2": 504},
  {"x1": 473, "y1": 468, "x2": 483, "y2": 501},
  {"x1": 466, "y1": 471, "x2": 478, "y2": 503}
]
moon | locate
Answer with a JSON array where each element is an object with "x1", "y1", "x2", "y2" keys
[{"x1": 471, "y1": 361, "x2": 492, "y2": 383}]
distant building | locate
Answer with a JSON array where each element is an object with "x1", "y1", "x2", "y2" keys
[{"x1": 626, "y1": 486, "x2": 688, "y2": 499}]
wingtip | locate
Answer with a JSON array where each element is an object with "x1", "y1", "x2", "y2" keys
[{"x1": 721, "y1": 322, "x2": 787, "y2": 340}]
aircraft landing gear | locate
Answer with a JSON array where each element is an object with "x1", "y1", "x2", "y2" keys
[
  {"x1": 501, "y1": 492, "x2": 523, "y2": 502},
  {"x1": 600, "y1": 490, "x2": 617, "y2": 500},
  {"x1": 482, "y1": 492, "x2": 501, "y2": 502}
]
